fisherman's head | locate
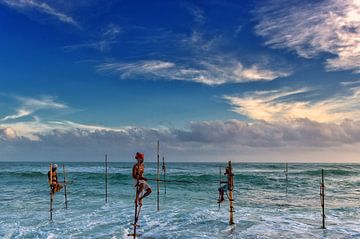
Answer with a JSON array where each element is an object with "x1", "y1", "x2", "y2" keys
[
  {"x1": 135, "y1": 152, "x2": 144, "y2": 163},
  {"x1": 52, "y1": 164, "x2": 58, "y2": 171}
]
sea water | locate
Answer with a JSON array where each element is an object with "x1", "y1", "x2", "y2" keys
[{"x1": 1, "y1": 162, "x2": 360, "y2": 239}]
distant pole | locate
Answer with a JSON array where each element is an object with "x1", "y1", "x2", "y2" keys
[
  {"x1": 218, "y1": 167, "x2": 221, "y2": 209},
  {"x1": 285, "y1": 162, "x2": 288, "y2": 195},
  {"x1": 162, "y1": 156, "x2": 166, "y2": 195},
  {"x1": 105, "y1": 154, "x2": 108, "y2": 204},
  {"x1": 157, "y1": 140, "x2": 160, "y2": 211},
  {"x1": 320, "y1": 169, "x2": 325, "y2": 229},
  {"x1": 49, "y1": 163, "x2": 54, "y2": 221},
  {"x1": 228, "y1": 161, "x2": 234, "y2": 225},
  {"x1": 63, "y1": 164, "x2": 68, "y2": 209}
]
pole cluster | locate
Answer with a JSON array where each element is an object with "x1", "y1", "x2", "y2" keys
[{"x1": 46, "y1": 158, "x2": 329, "y2": 236}]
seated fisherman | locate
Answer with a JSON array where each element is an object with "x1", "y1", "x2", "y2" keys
[{"x1": 48, "y1": 164, "x2": 63, "y2": 193}]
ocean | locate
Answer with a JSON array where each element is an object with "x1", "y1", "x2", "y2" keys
[{"x1": 1, "y1": 162, "x2": 360, "y2": 239}]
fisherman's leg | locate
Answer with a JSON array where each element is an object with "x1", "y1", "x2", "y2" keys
[
  {"x1": 136, "y1": 184, "x2": 145, "y2": 207},
  {"x1": 138, "y1": 180, "x2": 152, "y2": 201},
  {"x1": 217, "y1": 187, "x2": 225, "y2": 203},
  {"x1": 54, "y1": 183, "x2": 63, "y2": 192},
  {"x1": 218, "y1": 185, "x2": 227, "y2": 203},
  {"x1": 139, "y1": 187, "x2": 152, "y2": 201},
  {"x1": 135, "y1": 184, "x2": 143, "y2": 204},
  {"x1": 51, "y1": 182, "x2": 57, "y2": 193}
]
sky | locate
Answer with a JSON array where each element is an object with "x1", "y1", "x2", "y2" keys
[{"x1": 0, "y1": 0, "x2": 359, "y2": 162}]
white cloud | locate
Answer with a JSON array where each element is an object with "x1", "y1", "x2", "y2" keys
[
  {"x1": 1, "y1": 96, "x2": 68, "y2": 121},
  {"x1": 97, "y1": 59, "x2": 291, "y2": 85},
  {"x1": 1, "y1": 127, "x2": 17, "y2": 140},
  {"x1": 255, "y1": 0, "x2": 360, "y2": 73},
  {"x1": 224, "y1": 86, "x2": 360, "y2": 123},
  {"x1": 64, "y1": 24, "x2": 121, "y2": 52},
  {"x1": 1, "y1": 0, "x2": 79, "y2": 27},
  {"x1": 0, "y1": 118, "x2": 128, "y2": 140}
]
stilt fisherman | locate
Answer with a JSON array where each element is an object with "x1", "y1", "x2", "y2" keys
[
  {"x1": 217, "y1": 163, "x2": 233, "y2": 204},
  {"x1": 132, "y1": 152, "x2": 152, "y2": 208},
  {"x1": 48, "y1": 164, "x2": 63, "y2": 193}
]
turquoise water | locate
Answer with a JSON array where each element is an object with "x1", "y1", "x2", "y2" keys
[{"x1": 1, "y1": 162, "x2": 360, "y2": 238}]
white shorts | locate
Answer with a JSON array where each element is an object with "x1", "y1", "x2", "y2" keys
[{"x1": 134, "y1": 179, "x2": 151, "y2": 198}]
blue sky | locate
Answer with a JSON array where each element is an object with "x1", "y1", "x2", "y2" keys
[{"x1": 0, "y1": 0, "x2": 360, "y2": 162}]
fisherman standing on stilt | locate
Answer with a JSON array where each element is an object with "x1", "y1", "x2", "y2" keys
[
  {"x1": 217, "y1": 161, "x2": 235, "y2": 225},
  {"x1": 217, "y1": 163, "x2": 233, "y2": 204},
  {"x1": 129, "y1": 152, "x2": 152, "y2": 238},
  {"x1": 48, "y1": 164, "x2": 63, "y2": 193},
  {"x1": 132, "y1": 152, "x2": 152, "y2": 213}
]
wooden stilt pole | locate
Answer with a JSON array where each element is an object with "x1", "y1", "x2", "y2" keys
[
  {"x1": 320, "y1": 169, "x2": 325, "y2": 229},
  {"x1": 129, "y1": 157, "x2": 142, "y2": 238},
  {"x1": 162, "y1": 156, "x2": 166, "y2": 195},
  {"x1": 228, "y1": 161, "x2": 234, "y2": 225},
  {"x1": 157, "y1": 140, "x2": 160, "y2": 211},
  {"x1": 285, "y1": 162, "x2": 288, "y2": 196},
  {"x1": 219, "y1": 167, "x2": 221, "y2": 209},
  {"x1": 105, "y1": 154, "x2": 108, "y2": 204},
  {"x1": 133, "y1": 200, "x2": 138, "y2": 239},
  {"x1": 49, "y1": 163, "x2": 54, "y2": 221},
  {"x1": 63, "y1": 164, "x2": 68, "y2": 209}
]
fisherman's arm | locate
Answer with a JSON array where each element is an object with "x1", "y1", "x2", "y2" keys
[{"x1": 139, "y1": 176, "x2": 148, "y2": 181}]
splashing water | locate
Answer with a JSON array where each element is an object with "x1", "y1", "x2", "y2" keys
[{"x1": 1, "y1": 162, "x2": 360, "y2": 238}]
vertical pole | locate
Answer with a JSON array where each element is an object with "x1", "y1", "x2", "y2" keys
[
  {"x1": 49, "y1": 163, "x2": 53, "y2": 221},
  {"x1": 285, "y1": 162, "x2": 288, "y2": 196},
  {"x1": 228, "y1": 161, "x2": 234, "y2": 225},
  {"x1": 219, "y1": 167, "x2": 221, "y2": 209},
  {"x1": 134, "y1": 199, "x2": 138, "y2": 239},
  {"x1": 105, "y1": 154, "x2": 108, "y2": 204},
  {"x1": 162, "y1": 156, "x2": 166, "y2": 195},
  {"x1": 157, "y1": 140, "x2": 160, "y2": 211},
  {"x1": 320, "y1": 169, "x2": 325, "y2": 229},
  {"x1": 63, "y1": 164, "x2": 68, "y2": 209}
]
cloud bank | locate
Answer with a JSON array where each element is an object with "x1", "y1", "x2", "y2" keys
[{"x1": 2, "y1": 117, "x2": 360, "y2": 162}]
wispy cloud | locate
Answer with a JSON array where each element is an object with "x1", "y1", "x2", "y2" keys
[
  {"x1": 97, "y1": 58, "x2": 291, "y2": 85},
  {"x1": 184, "y1": 3, "x2": 205, "y2": 25},
  {"x1": 255, "y1": 0, "x2": 360, "y2": 73},
  {"x1": 94, "y1": 3, "x2": 291, "y2": 86},
  {"x1": 224, "y1": 86, "x2": 360, "y2": 123},
  {"x1": 0, "y1": 96, "x2": 68, "y2": 122},
  {"x1": 64, "y1": 24, "x2": 121, "y2": 52},
  {"x1": 1, "y1": 0, "x2": 79, "y2": 27}
]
